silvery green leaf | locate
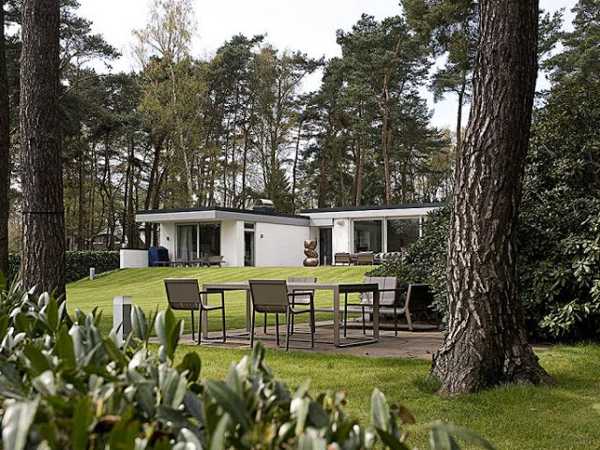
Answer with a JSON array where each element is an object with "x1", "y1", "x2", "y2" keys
[
  {"x1": 32, "y1": 371, "x2": 56, "y2": 396},
  {"x1": 297, "y1": 428, "x2": 327, "y2": 450},
  {"x1": 1, "y1": 397, "x2": 39, "y2": 450}
]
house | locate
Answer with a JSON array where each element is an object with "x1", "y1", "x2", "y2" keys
[{"x1": 129, "y1": 201, "x2": 441, "y2": 267}]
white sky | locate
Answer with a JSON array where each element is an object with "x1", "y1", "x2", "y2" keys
[{"x1": 78, "y1": 0, "x2": 577, "y2": 130}]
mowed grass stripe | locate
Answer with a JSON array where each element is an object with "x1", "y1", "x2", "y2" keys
[{"x1": 67, "y1": 266, "x2": 371, "y2": 334}]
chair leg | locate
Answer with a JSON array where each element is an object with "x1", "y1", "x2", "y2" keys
[
  {"x1": 221, "y1": 292, "x2": 226, "y2": 343},
  {"x1": 310, "y1": 310, "x2": 315, "y2": 349},
  {"x1": 221, "y1": 308, "x2": 226, "y2": 343},
  {"x1": 197, "y1": 306, "x2": 202, "y2": 345},
  {"x1": 361, "y1": 306, "x2": 366, "y2": 335},
  {"x1": 250, "y1": 309, "x2": 256, "y2": 348},
  {"x1": 285, "y1": 309, "x2": 291, "y2": 351},
  {"x1": 310, "y1": 302, "x2": 316, "y2": 334},
  {"x1": 263, "y1": 313, "x2": 267, "y2": 334},
  {"x1": 275, "y1": 313, "x2": 280, "y2": 347},
  {"x1": 405, "y1": 309, "x2": 413, "y2": 331},
  {"x1": 343, "y1": 293, "x2": 348, "y2": 337},
  {"x1": 394, "y1": 306, "x2": 398, "y2": 336},
  {"x1": 190, "y1": 310, "x2": 195, "y2": 341}
]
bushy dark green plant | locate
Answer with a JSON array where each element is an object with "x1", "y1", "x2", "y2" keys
[
  {"x1": 0, "y1": 282, "x2": 493, "y2": 450},
  {"x1": 7, "y1": 251, "x2": 120, "y2": 284},
  {"x1": 369, "y1": 207, "x2": 450, "y2": 322}
]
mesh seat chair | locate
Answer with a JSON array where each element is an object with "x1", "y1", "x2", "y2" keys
[
  {"x1": 249, "y1": 280, "x2": 315, "y2": 350},
  {"x1": 287, "y1": 276, "x2": 317, "y2": 334},
  {"x1": 343, "y1": 276, "x2": 406, "y2": 336},
  {"x1": 164, "y1": 278, "x2": 226, "y2": 344}
]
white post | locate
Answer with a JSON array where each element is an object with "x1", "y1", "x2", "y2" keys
[
  {"x1": 89, "y1": 267, "x2": 95, "y2": 280},
  {"x1": 113, "y1": 296, "x2": 133, "y2": 345}
]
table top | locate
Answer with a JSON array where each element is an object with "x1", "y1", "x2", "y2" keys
[{"x1": 202, "y1": 281, "x2": 380, "y2": 292}]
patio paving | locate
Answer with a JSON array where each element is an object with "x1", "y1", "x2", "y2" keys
[{"x1": 179, "y1": 321, "x2": 444, "y2": 360}]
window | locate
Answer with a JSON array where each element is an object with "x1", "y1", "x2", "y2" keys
[
  {"x1": 353, "y1": 220, "x2": 382, "y2": 253},
  {"x1": 198, "y1": 224, "x2": 221, "y2": 257},
  {"x1": 386, "y1": 218, "x2": 420, "y2": 252},
  {"x1": 177, "y1": 225, "x2": 198, "y2": 261}
]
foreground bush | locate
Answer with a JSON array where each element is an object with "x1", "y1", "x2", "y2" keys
[
  {"x1": 0, "y1": 282, "x2": 492, "y2": 449},
  {"x1": 7, "y1": 251, "x2": 120, "y2": 284}
]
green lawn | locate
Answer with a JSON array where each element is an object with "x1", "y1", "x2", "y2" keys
[
  {"x1": 179, "y1": 343, "x2": 600, "y2": 450},
  {"x1": 67, "y1": 266, "x2": 371, "y2": 334},
  {"x1": 67, "y1": 268, "x2": 600, "y2": 448}
]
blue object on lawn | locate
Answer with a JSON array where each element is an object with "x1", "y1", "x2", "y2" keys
[{"x1": 148, "y1": 246, "x2": 170, "y2": 267}]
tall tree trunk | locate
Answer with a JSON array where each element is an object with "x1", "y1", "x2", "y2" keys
[
  {"x1": 455, "y1": 77, "x2": 467, "y2": 152},
  {"x1": 431, "y1": 0, "x2": 552, "y2": 394},
  {"x1": 20, "y1": 0, "x2": 65, "y2": 296},
  {"x1": 380, "y1": 36, "x2": 402, "y2": 206},
  {"x1": 0, "y1": 0, "x2": 10, "y2": 279},
  {"x1": 291, "y1": 115, "x2": 304, "y2": 212}
]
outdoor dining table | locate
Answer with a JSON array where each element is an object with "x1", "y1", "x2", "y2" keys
[{"x1": 200, "y1": 281, "x2": 380, "y2": 347}]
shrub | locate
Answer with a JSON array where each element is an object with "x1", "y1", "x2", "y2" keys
[
  {"x1": 369, "y1": 195, "x2": 600, "y2": 341},
  {"x1": 368, "y1": 207, "x2": 450, "y2": 323},
  {"x1": 7, "y1": 251, "x2": 120, "y2": 284},
  {"x1": 0, "y1": 282, "x2": 492, "y2": 450}
]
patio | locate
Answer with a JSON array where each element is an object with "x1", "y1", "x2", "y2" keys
[{"x1": 178, "y1": 321, "x2": 443, "y2": 359}]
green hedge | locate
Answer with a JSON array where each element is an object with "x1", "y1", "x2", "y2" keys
[{"x1": 7, "y1": 251, "x2": 120, "y2": 284}]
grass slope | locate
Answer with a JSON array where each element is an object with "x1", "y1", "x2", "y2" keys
[
  {"x1": 178, "y1": 343, "x2": 600, "y2": 450},
  {"x1": 67, "y1": 266, "x2": 371, "y2": 334}
]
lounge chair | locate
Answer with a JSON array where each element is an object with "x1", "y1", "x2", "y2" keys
[
  {"x1": 207, "y1": 255, "x2": 224, "y2": 267},
  {"x1": 164, "y1": 278, "x2": 226, "y2": 344},
  {"x1": 334, "y1": 253, "x2": 352, "y2": 265},
  {"x1": 249, "y1": 280, "x2": 315, "y2": 350},
  {"x1": 355, "y1": 252, "x2": 375, "y2": 265},
  {"x1": 343, "y1": 276, "x2": 407, "y2": 336}
]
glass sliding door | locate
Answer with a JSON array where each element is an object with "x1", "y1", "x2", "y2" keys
[
  {"x1": 353, "y1": 220, "x2": 382, "y2": 253},
  {"x1": 319, "y1": 228, "x2": 332, "y2": 265},
  {"x1": 198, "y1": 223, "x2": 221, "y2": 257},
  {"x1": 176, "y1": 224, "x2": 198, "y2": 261},
  {"x1": 244, "y1": 223, "x2": 255, "y2": 266},
  {"x1": 386, "y1": 218, "x2": 420, "y2": 252}
]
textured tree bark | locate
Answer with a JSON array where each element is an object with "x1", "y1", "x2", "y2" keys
[
  {"x1": 20, "y1": 0, "x2": 65, "y2": 296},
  {"x1": 431, "y1": 0, "x2": 553, "y2": 394},
  {"x1": 0, "y1": 0, "x2": 10, "y2": 279}
]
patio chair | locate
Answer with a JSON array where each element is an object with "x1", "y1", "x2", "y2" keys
[
  {"x1": 164, "y1": 278, "x2": 226, "y2": 344},
  {"x1": 405, "y1": 283, "x2": 436, "y2": 326},
  {"x1": 343, "y1": 276, "x2": 406, "y2": 336},
  {"x1": 249, "y1": 280, "x2": 315, "y2": 350},
  {"x1": 355, "y1": 252, "x2": 375, "y2": 265},
  {"x1": 334, "y1": 253, "x2": 352, "y2": 265},
  {"x1": 287, "y1": 276, "x2": 317, "y2": 334}
]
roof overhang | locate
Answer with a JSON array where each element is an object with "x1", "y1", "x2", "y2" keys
[
  {"x1": 303, "y1": 206, "x2": 440, "y2": 221},
  {"x1": 136, "y1": 209, "x2": 310, "y2": 227}
]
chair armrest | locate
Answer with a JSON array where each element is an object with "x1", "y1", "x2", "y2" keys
[{"x1": 288, "y1": 292, "x2": 314, "y2": 299}]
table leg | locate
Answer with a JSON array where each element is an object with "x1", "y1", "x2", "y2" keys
[
  {"x1": 201, "y1": 291, "x2": 209, "y2": 340},
  {"x1": 246, "y1": 289, "x2": 252, "y2": 333},
  {"x1": 333, "y1": 286, "x2": 340, "y2": 346}
]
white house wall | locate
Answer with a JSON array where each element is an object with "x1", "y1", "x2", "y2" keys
[
  {"x1": 159, "y1": 222, "x2": 176, "y2": 258},
  {"x1": 220, "y1": 220, "x2": 244, "y2": 267},
  {"x1": 254, "y1": 222, "x2": 310, "y2": 267},
  {"x1": 332, "y1": 219, "x2": 351, "y2": 254}
]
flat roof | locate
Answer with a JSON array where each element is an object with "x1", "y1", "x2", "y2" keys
[
  {"x1": 136, "y1": 206, "x2": 310, "y2": 227},
  {"x1": 137, "y1": 206, "x2": 308, "y2": 220},
  {"x1": 300, "y1": 202, "x2": 443, "y2": 214}
]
